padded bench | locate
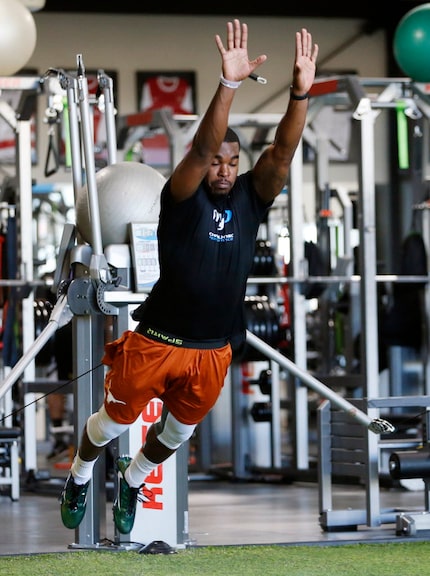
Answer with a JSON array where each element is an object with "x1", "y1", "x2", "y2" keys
[{"x1": 0, "y1": 426, "x2": 21, "y2": 501}]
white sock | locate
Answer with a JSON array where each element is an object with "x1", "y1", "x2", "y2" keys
[
  {"x1": 125, "y1": 450, "x2": 158, "y2": 488},
  {"x1": 70, "y1": 453, "x2": 98, "y2": 485}
]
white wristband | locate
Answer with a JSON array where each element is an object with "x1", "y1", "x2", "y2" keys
[{"x1": 220, "y1": 74, "x2": 242, "y2": 89}]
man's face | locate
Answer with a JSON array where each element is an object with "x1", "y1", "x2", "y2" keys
[{"x1": 204, "y1": 141, "x2": 240, "y2": 196}]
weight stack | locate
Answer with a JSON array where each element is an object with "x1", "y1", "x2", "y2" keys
[{"x1": 239, "y1": 295, "x2": 281, "y2": 362}]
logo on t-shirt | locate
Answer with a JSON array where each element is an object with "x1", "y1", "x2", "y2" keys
[{"x1": 209, "y1": 209, "x2": 233, "y2": 242}]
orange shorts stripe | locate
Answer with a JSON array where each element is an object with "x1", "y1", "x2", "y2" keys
[{"x1": 102, "y1": 330, "x2": 232, "y2": 425}]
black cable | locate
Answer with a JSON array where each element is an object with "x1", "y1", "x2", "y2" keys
[
  {"x1": 44, "y1": 127, "x2": 60, "y2": 177},
  {"x1": 0, "y1": 362, "x2": 104, "y2": 425}
]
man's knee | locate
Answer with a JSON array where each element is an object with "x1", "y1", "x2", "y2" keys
[
  {"x1": 87, "y1": 405, "x2": 129, "y2": 447},
  {"x1": 156, "y1": 412, "x2": 196, "y2": 450}
]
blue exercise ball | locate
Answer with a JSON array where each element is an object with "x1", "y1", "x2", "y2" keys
[{"x1": 394, "y1": 4, "x2": 430, "y2": 82}]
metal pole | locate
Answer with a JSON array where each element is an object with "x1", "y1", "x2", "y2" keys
[
  {"x1": 76, "y1": 55, "x2": 103, "y2": 259},
  {"x1": 60, "y1": 73, "x2": 83, "y2": 195},
  {"x1": 0, "y1": 295, "x2": 72, "y2": 402},
  {"x1": 289, "y1": 140, "x2": 309, "y2": 469},
  {"x1": 17, "y1": 116, "x2": 37, "y2": 472},
  {"x1": 98, "y1": 70, "x2": 117, "y2": 165},
  {"x1": 245, "y1": 330, "x2": 394, "y2": 434}
]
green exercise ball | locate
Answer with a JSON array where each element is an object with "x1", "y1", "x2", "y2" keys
[{"x1": 394, "y1": 4, "x2": 430, "y2": 82}]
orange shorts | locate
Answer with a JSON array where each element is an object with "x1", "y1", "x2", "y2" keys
[{"x1": 102, "y1": 330, "x2": 232, "y2": 425}]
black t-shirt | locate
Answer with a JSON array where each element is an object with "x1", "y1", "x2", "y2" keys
[{"x1": 132, "y1": 170, "x2": 272, "y2": 346}]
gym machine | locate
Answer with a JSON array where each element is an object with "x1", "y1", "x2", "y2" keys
[
  {"x1": 0, "y1": 75, "x2": 41, "y2": 494},
  {"x1": 204, "y1": 75, "x2": 430, "y2": 535},
  {"x1": 304, "y1": 76, "x2": 430, "y2": 532},
  {"x1": 0, "y1": 57, "x2": 188, "y2": 551},
  {"x1": 3, "y1": 67, "x2": 428, "y2": 542}
]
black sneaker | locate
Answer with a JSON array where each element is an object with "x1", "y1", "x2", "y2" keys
[
  {"x1": 112, "y1": 456, "x2": 144, "y2": 534},
  {"x1": 60, "y1": 473, "x2": 90, "y2": 529}
]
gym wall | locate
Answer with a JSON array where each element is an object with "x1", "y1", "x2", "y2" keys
[{"x1": 23, "y1": 13, "x2": 387, "y2": 190}]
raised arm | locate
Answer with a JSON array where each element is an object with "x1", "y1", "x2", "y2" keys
[
  {"x1": 253, "y1": 28, "x2": 318, "y2": 203},
  {"x1": 169, "y1": 19, "x2": 267, "y2": 202}
]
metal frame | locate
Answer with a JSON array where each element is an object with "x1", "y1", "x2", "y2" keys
[
  {"x1": 3, "y1": 72, "x2": 430, "y2": 538},
  {"x1": 300, "y1": 76, "x2": 430, "y2": 529},
  {"x1": 0, "y1": 76, "x2": 41, "y2": 473},
  {"x1": 0, "y1": 61, "x2": 189, "y2": 551},
  {"x1": 0, "y1": 427, "x2": 21, "y2": 501}
]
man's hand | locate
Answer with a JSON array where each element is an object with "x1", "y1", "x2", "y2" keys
[
  {"x1": 292, "y1": 28, "x2": 319, "y2": 95},
  {"x1": 215, "y1": 19, "x2": 267, "y2": 83}
]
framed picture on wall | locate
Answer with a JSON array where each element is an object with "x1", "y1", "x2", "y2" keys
[
  {"x1": 135, "y1": 71, "x2": 196, "y2": 166},
  {"x1": 0, "y1": 69, "x2": 39, "y2": 165},
  {"x1": 58, "y1": 68, "x2": 119, "y2": 169}
]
